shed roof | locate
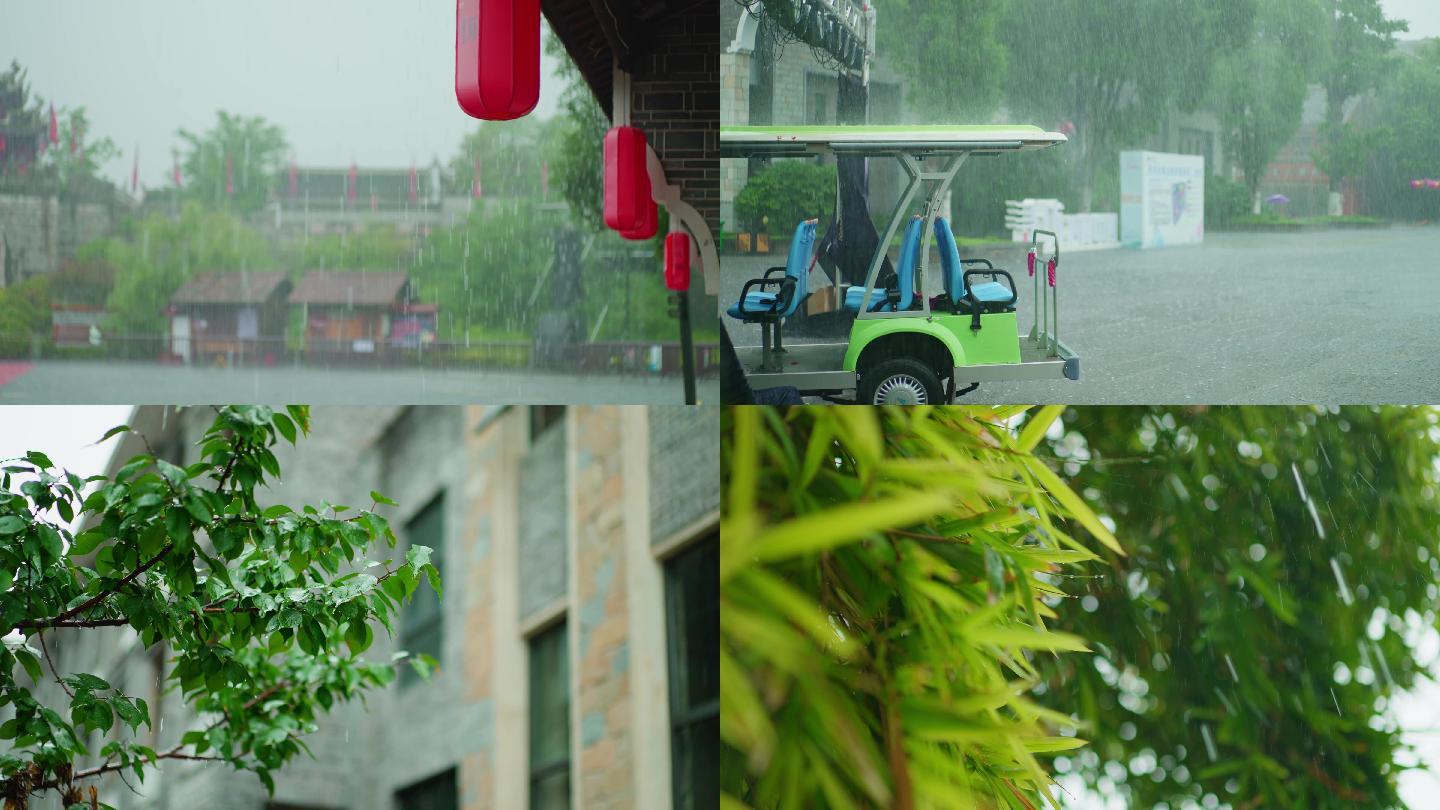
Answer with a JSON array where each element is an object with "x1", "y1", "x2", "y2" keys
[
  {"x1": 171, "y1": 271, "x2": 290, "y2": 305},
  {"x1": 288, "y1": 271, "x2": 409, "y2": 306}
]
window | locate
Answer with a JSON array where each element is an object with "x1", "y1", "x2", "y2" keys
[
  {"x1": 530, "y1": 406, "x2": 566, "y2": 440},
  {"x1": 528, "y1": 621, "x2": 570, "y2": 810},
  {"x1": 665, "y1": 532, "x2": 719, "y2": 810},
  {"x1": 395, "y1": 768, "x2": 457, "y2": 810},
  {"x1": 399, "y1": 492, "x2": 445, "y2": 688}
]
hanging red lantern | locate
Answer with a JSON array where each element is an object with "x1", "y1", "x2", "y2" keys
[
  {"x1": 456, "y1": 0, "x2": 540, "y2": 121},
  {"x1": 605, "y1": 126, "x2": 650, "y2": 233},
  {"x1": 664, "y1": 233, "x2": 691, "y2": 292},
  {"x1": 621, "y1": 196, "x2": 658, "y2": 241}
]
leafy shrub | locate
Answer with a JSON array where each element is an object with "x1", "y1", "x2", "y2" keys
[
  {"x1": 721, "y1": 406, "x2": 1121, "y2": 808},
  {"x1": 734, "y1": 160, "x2": 837, "y2": 233},
  {"x1": 1205, "y1": 174, "x2": 1252, "y2": 227}
]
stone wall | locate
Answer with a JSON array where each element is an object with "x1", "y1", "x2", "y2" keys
[{"x1": 0, "y1": 191, "x2": 125, "y2": 286}]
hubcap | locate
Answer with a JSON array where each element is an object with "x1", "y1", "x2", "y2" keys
[{"x1": 873, "y1": 374, "x2": 928, "y2": 405}]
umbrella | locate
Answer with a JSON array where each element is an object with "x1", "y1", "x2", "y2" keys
[{"x1": 1265, "y1": 194, "x2": 1290, "y2": 205}]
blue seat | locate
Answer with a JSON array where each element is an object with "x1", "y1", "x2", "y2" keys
[
  {"x1": 844, "y1": 216, "x2": 923, "y2": 313},
  {"x1": 727, "y1": 220, "x2": 818, "y2": 322},
  {"x1": 935, "y1": 217, "x2": 1016, "y2": 309}
]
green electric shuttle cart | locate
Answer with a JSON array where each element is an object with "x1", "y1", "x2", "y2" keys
[{"x1": 724, "y1": 125, "x2": 1080, "y2": 404}]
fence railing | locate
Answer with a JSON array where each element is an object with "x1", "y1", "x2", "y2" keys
[{"x1": 0, "y1": 333, "x2": 719, "y2": 377}]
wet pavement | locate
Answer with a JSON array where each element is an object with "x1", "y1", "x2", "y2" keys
[
  {"x1": 721, "y1": 225, "x2": 1440, "y2": 403},
  {"x1": 0, "y1": 362, "x2": 717, "y2": 405}
]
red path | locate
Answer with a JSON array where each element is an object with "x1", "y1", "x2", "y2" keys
[{"x1": 0, "y1": 363, "x2": 34, "y2": 388}]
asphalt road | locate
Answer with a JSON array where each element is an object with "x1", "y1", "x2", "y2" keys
[
  {"x1": 0, "y1": 361, "x2": 718, "y2": 405},
  {"x1": 722, "y1": 226, "x2": 1440, "y2": 403}
]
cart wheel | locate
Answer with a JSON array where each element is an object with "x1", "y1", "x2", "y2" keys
[{"x1": 858, "y1": 358, "x2": 943, "y2": 405}]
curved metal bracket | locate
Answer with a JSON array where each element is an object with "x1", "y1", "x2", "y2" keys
[{"x1": 646, "y1": 145, "x2": 719, "y2": 296}]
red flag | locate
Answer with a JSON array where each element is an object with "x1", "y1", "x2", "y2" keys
[
  {"x1": 347, "y1": 162, "x2": 358, "y2": 204},
  {"x1": 408, "y1": 164, "x2": 419, "y2": 203},
  {"x1": 173, "y1": 155, "x2": 182, "y2": 188},
  {"x1": 471, "y1": 157, "x2": 482, "y2": 199},
  {"x1": 131, "y1": 149, "x2": 139, "y2": 193},
  {"x1": 370, "y1": 193, "x2": 378, "y2": 212},
  {"x1": 48, "y1": 103, "x2": 58, "y2": 146},
  {"x1": 0, "y1": 135, "x2": 6, "y2": 156},
  {"x1": 288, "y1": 160, "x2": 298, "y2": 198},
  {"x1": 225, "y1": 153, "x2": 234, "y2": 196},
  {"x1": 70, "y1": 122, "x2": 81, "y2": 156}
]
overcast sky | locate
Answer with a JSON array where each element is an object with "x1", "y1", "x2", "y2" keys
[{"x1": 0, "y1": 0, "x2": 571, "y2": 189}]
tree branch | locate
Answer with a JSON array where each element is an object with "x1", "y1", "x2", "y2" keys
[{"x1": 41, "y1": 543, "x2": 174, "y2": 627}]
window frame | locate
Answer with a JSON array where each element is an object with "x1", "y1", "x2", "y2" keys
[
  {"x1": 662, "y1": 530, "x2": 719, "y2": 810},
  {"x1": 526, "y1": 617, "x2": 571, "y2": 810},
  {"x1": 398, "y1": 490, "x2": 446, "y2": 688}
]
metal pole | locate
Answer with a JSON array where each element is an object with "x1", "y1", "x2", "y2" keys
[{"x1": 676, "y1": 291, "x2": 697, "y2": 404}]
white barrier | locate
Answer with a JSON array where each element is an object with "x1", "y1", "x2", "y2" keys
[{"x1": 1005, "y1": 199, "x2": 1118, "y2": 249}]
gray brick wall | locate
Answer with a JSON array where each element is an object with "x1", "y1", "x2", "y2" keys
[
  {"x1": 0, "y1": 192, "x2": 124, "y2": 286},
  {"x1": 518, "y1": 421, "x2": 568, "y2": 621},
  {"x1": 649, "y1": 406, "x2": 720, "y2": 544}
]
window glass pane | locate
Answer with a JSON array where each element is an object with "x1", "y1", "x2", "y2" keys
[
  {"x1": 395, "y1": 768, "x2": 457, "y2": 810},
  {"x1": 528, "y1": 620, "x2": 570, "y2": 810},
  {"x1": 667, "y1": 533, "x2": 719, "y2": 712},
  {"x1": 665, "y1": 533, "x2": 719, "y2": 810},
  {"x1": 400, "y1": 492, "x2": 444, "y2": 687}
]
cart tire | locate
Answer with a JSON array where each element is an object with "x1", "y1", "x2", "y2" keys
[{"x1": 858, "y1": 358, "x2": 943, "y2": 405}]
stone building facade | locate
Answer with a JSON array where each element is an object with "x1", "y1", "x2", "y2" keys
[{"x1": 43, "y1": 404, "x2": 718, "y2": 810}]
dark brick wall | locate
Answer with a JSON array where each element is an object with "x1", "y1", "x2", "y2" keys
[{"x1": 630, "y1": 5, "x2": 721, "y2": 240}]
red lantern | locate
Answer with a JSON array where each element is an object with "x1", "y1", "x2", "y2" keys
[
  {"x1": 622, "y1": 196, "x2": 658, "y2": 241},
  {"x1": 605, "y1": 126, "x2": 650, "y2": 233},
  {"x1": 456, "y1": 0, "x2": 540, "y2": 121},
  {"x1": 665, "y1": 233, "x2": 691, "y2": 292}
]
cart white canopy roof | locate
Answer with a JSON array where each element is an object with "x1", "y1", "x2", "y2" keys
[{"x1": 720, "y1": 125, "x2": 1067, "y2": 157}]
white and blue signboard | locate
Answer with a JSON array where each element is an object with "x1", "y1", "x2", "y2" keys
[{"x1": 1120, "y1": 151, "x2": 1205, "y2": 249}]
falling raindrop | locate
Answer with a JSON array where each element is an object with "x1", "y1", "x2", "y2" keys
[
  {"x1": 1200, "y1": 723, "x2": 1218, "y2": 762},
  {"x1": 1331, "y1": 557, "x2": 1353, "y2": 606}
]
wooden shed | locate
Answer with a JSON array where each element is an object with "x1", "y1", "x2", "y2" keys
[
  {"x1": 289, "y1": 270, "x2": 426, "y2": 353},
  {"x1": 168, "y1": 270, "x2": 291, "y2": 365}
]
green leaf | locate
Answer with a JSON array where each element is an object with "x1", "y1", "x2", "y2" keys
[
  {"x1": 272, "y1": 413, "x2": 298, "y2": 444},
  {"x1": 183, "y1": 492, "x2": 212, "y2": 525},
  {"x1": 0, "y1": 515, "x2": 25, "y2": 535},
  {"x1": 95, "y1": 424, "x2": 132, "y2": 444},
  {"x1": 405, "y1": 544, "x2": 432, "y2": 571},
  {"x1": 1023, "y1": 458, "x2": 1124, "y2": 556},
  {"x1": 967, "y1": 624, "x2": 1091, "y2": 652},
  {"x1": 345, "y1": 620, "x2": 374, "y2": 655},
  {"x1": 165, "y1": 506, "x2": 192, "y2": 543},
  {"x1": 1016, "y1": 405, "x2": 1066, "y2": 452},
  {"x1": 370, "y1": 490, "x2": 398, "y2": 507},
  {"x1": 24, "y1": 451, "x2": 54, "y2": 468},
  {"x1": 67, "y1": 672, "x2": 111, "y2": 692},
  {"x1": 15, "y1": 649, "x2": 43, "y2": 683},
  {"x1": 748, "y1": 491, "x2": 953, "y2": 565}
]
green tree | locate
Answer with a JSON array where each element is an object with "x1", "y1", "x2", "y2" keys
[
  {"x1": 1038, "y1": 406, "x2": 1440, "y2": 808},
  {"x1": 1002, "y1": 0, "x2": 1257, "y2": 211},
  {"x1": 1345, "y1": 42, "x2": 1440, "y2": 222},
  {"x1": 1313, "y1": 0, "x2": 1407, "y2": 214},
  {"x1": 0, "y1": 406, "x2": 441, "y2": 808},
  {"x1": 733, "y1": 160, "x2": 836, "y2": 233},
  {"x1": 445, "y1": 115, "x2": 555, "y2": 199},
  {"x1": 177, "y1": 112, "x2": 288, "y2": 213},
  {"x1": 87, "y1": 204, "x2": 275, "y2": 335},
  {"x1": 1214, "y1": 0, "x2": 1325, "y2": 213},
  {"x1": 877, "y1": 0, "x2": 1010, "y2": 121},
  {"x1": 721, "y1": 406, "x2": 1122, "y2": 809},
  {"x1": 545, "y1": 32, "x2": 609, "y2": 232}
]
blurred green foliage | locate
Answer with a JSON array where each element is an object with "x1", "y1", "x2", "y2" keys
[
  {"x1": 1039, "y1": 406, "x2": 1440, "y2": 808},
  {"x1": 177, "y1": 111, "x2": 288, "y2": 214},
  {"x1": 721, "y1": 406, "x2": 1122, "y2": 809},
  {"x1": 734, "y1": 161, "x2": 837, "y2": 233},
  {"x1": 1205, "y1": 174, "x2": 1254, "y2": 228}
]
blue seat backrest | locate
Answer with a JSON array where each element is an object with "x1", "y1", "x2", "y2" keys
[
  {"x1": 778, "y1": 219, "x2": 818, "y2": 318},
  {"x1": 934, "y1": 217, "x2": 962, "y2": 298},
  {"x1": 893, "y1": 216, "x2": 923, "y2": 311}
]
